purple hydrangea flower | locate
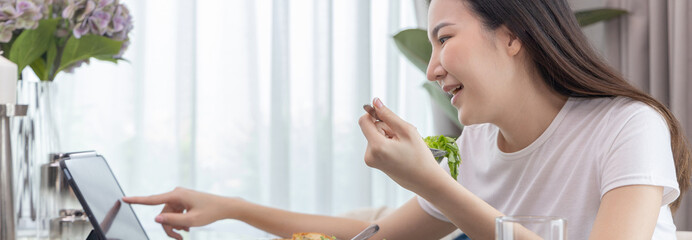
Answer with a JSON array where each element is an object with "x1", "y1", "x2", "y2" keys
[
  {"x1": 0, "y1": 0, "x2": 48, "y2": 42},
  {"x1": 0, "y1": 20, "x2": 16, "y2": 42},
  {"x1": 0, "y1": 0, "x2": 133, "y2": 66},
  {"x1": 61, "y1": 0, "x2": 93, "y2": 21},
  {"x1": 14, "y1": 0, "x2": 42, "y2": 29},
  {"x1": 0, "y1": 3, "x2": 18, "y2": 21},
  {"x1": 58, "y1": 0, "x2": 132, "y2": 58}
]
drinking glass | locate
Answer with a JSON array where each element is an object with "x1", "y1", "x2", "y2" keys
[{"x1": 495, "y1": 216, "x2": 566, "y2": 240}]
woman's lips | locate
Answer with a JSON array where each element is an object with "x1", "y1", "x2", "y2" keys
[
  {"x1": 451, "y1": 87, "x2": 462, "y2": 105},
  {"x1": 442, "y1": 83, "x2": 463, "y2": 105}
]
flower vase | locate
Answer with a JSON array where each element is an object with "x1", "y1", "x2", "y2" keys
[{"x1": 13, "y1": 80, "x2": 62, "y2": 239}]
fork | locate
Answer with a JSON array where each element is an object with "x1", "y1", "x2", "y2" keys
[{"x1": 351, "y1": 224, "x2": 379, "y2": 240}]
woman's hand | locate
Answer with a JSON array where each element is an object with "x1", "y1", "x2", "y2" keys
[
  {"x1": 123, "y1": 187, "x2": 241, "y2": 240},
  {"x1": 358, "y1": 98, "x2": 450, "y2": 194}
]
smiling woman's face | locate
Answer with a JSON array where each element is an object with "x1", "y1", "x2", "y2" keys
[{"x1": 426, "y1": 0, "x2": 527, "y2": 126}]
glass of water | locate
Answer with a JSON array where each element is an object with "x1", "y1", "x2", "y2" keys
[{"x1": 495, "y1": 216, "x2": 566, "y2": 240}]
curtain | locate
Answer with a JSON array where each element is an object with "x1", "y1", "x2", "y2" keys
[
  {"x1": 22, "y1": 0, "x2": 437, "y2": 238},
  {"x1": 604, "y1": 0, "x2": 692, "y2": 231}
]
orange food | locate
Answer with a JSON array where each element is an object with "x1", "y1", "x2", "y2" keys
[{"x1": 278, "y1": 232, "x2": 336, "y2": 240}]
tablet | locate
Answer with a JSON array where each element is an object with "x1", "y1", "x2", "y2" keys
[{"x1": 59, "y1": 152, "x2": 149, "y2": 240}]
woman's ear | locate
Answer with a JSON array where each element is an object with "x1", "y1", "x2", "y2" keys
[
  {"x1": 497, "y1": 25, "x2": 522, "y2": 57},
  {"x1": 507, "y1": 34, "x2": 521, "y2": 56}
]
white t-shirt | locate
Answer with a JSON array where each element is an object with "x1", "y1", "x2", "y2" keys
[{"x1": 418, "y1": 97, "x2": 680, "y2": 240}]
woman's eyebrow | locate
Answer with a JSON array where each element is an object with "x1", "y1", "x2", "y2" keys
[{"x1": 431, "y1": 22, "x2": 455, "y2": 38}]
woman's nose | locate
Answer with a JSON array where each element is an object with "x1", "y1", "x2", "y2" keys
[{"x1": 426, "y1": 57, "x2": 446, "y2": 82}]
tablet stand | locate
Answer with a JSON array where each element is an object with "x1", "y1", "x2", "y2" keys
[{"x1": 86, "y1": 230, "x2": 101, "y2": 240}]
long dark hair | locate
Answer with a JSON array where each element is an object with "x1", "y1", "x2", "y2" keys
[{"x1": 431, "y1": 0, "x2": 691, "y2": 212}]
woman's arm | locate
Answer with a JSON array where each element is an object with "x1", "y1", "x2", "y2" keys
[
  {"x1": 414, "y1": 174, "x2": 503, "y2": 239},
  {"x1": 243, "y1": 197, "x2": 457, "y2": 240},
  {"x1": 589, "y1": 185, "x2": 663, "y2": 240},
  {"x1": 124, "y1": 188, "x2": 457, "y2": 240},
  {"x1": 124, "y1": 187, "x2": 369, "y2": 239},
  {"x1": 236, "y1": 198, "x2": 372, "y2": 238},
  {"x1": 370, "y1": 198, "x2": 457, "y2": 240}
]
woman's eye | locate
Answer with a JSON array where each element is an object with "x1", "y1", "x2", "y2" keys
[{"x1": 439, "y1": 36, "x2": 450, "y2": 44}]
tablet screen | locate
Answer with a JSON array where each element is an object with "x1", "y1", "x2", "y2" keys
[{"x1": 62, "y1": 156, "x2": 149, "y2": 240}]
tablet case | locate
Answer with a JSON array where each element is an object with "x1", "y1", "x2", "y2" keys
[
  {"x1": 56, "y1": 151, "x2": 103, "y2": 240},
  {"x1": 86, "y1": 230, "x2": 100, "y2": 240},
  {"x1": 58, "y1": 151, "x2": 145, "y2": 240}
]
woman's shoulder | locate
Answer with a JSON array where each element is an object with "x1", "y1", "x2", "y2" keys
[
  {"x1": 565, "y1": 96, "x2": 669, "y2": 144},
  {"x1": 569, "y1": 96, "x2": 662, "y2": 123}
]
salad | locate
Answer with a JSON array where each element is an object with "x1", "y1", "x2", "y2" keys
[{"x1": 423, "y1": 135, "x2": 461, "y2": 180}]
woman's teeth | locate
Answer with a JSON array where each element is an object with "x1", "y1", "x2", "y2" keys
[{"x1": 449, "y1": 86, "x2": 463, "y2": 95}]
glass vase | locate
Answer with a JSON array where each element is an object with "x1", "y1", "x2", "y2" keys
[{"x1": 13, "y1": 80, "x2": 62, "y2": 239}]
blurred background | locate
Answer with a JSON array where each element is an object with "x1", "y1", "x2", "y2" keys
[{"x1": 18, "y1": 0, "x2": 691, "y2": 238}]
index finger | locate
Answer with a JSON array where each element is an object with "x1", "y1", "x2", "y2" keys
[
  {"x1": 122, "y1": 193, "x2": 173, "y2": 206},
  {"x1": 371, "y1": 98, "x2": 411, "y2": 135},
  {"x1": 358, "y1": 114, "x2": 387, "y2": 145}
]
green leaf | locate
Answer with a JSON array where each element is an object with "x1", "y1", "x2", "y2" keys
[
  {"x1": 392, "y1": 29, "x2": 431, "y2": 73},
  {"x1": 58, "y1": 34, "x2": 123, "y2": 72},
  {"x1": 95, "y1": 56, "x2": 130, "y2": 64},
  {"x1": 8, "y1": 18, "x2": 59, "y2": 72},
  {"x1": 29, "y1": 58, "x2": 47, "y2": 80},
  {"x1": 45, "y1": 37, "x2": 57, "y2": 79},
  {"x1": 423, "y1": 135, "x2": 461, "y2": 179},
  {"x1": 93, "y1": 55, "x2": 119, "y2": 63},
  {"x1": 422, "y1": 81, "x2": 463, "y2": 129},
  {"x1": 574, "y1": 8, "x2": 628, "y2": 27}
]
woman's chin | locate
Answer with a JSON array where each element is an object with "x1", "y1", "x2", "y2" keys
[
  {"x1": 458, "y1": 110, "x2": 479, "y2": 126},
  {"x1": 458, "y1": 112, "x2": 469, "y2": 126}
]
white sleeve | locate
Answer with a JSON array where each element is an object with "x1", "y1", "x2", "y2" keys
[
  {"x1": 416, "y1": 196, "x2": 451, "y2": 222},
  {"x1": 416, "y1": 196, "x2": 452, "y2": 222},
  {"x1": 600, "y1": 107, "x2": 680, "y2": 205}
]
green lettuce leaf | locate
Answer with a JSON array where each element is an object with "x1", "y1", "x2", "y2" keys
[{"x1": 424, "y1": 135, "x2": 461, "y2": 180}]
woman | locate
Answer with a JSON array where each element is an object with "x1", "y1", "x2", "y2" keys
[{"x1": 125, "y1": 0, "x2": 691, "y2": 239}]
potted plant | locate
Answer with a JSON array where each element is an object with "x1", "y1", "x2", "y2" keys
[
  {"x1": 0, "y1": 1, "x2": 133, "y2": 238},
  {"x1": 0, "y1": 0, "x2": 133, "y2": 81}
]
